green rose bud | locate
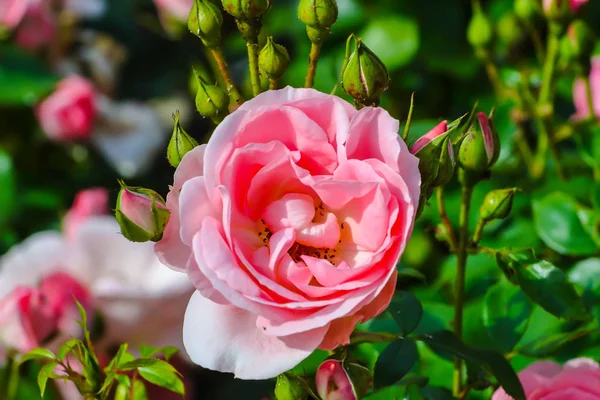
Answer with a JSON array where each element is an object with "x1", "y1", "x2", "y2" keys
[
  {"x1": 340, "y1": 34, "x2": 389, "y2": 107},
  {"x1": 410, "y1": 121, "x2": 456, "y2": 188},
  {"x1": 298, "y1": 0, "x2": 338, "y2": 43},
  {"x1": 480, "y1": 188, "x2": 518, "y2": 221},
  {"x1": 458, "y1": 111, "x2": 500, "y2": 185},
  {"x1": 514, "y1": 0, "x2": 542, "y2": 22},
  {"x1": 167, "y1": 111, "x2": 199, "y2": 168},
  {"x1": 193, "y1": 69, "x2": 229, "y2": 121},
  {"x1": 221, "y1": 0, "x2": 270, "y2": 20},
  {"x1": 188, "y1": 0, "x2": 223, "y2": 48},
  {"x1": 467, "y1": 1, "x2": 493, "y2": 49},
  {"x1": 115, "y1": 182, "x2": 170, "y2": 243},
  {"x1": 258, "y1": 36, "x2": 290, "y2": 80},
  {"x1": 274, "y1": 374, "x2": 308, "y2": 400},
  {"x1": 496, "y1": 13, "x2": 524, "y2": 48}
]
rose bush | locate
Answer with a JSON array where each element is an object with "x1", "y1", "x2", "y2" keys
[
  {"x1": 156, "y1": 87, "x2": 421, "y2": 379},
  {"x1": 492, "y1": 358, "x2": 600, "y2": 400}
]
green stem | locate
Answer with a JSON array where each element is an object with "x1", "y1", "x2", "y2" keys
[
  {"x1": 584, "y1": 74, "x2": 596, "y2": 121},
  {"x1": 535, "y1": 115, "x2": 565, "y2": 180},
  {"x1": 538, "y1": 25, "x2": 560, "y2": 105},
  {"x1": 269, "y1": 78, "x2": 278, "y2": 90},
  {"x1": 478, "y1": 48, "x2": 504, "y2": 97},
  {"x1": 7, "y1": 357, "x2": 19, "y2": 400},
  {"x1": 524, "y1": 20, "x2": 545, "y2": 63},
  {"x1": 453, "y1": 184, "x2": 474, "y2": 397},
  {"x1": 305, "y1": 42, "x2": 322, "y2": 88},
  {"x1": 436, "y1": 186, "x2": 457, "y2": 251},
  {"x1": 247, "y1": 40, "x2": 262, "y2": 97},
  {"x1": 472, "y1": 219, "x2": 487, "y2": 245},
  {"x1": 209, "y1": 48, "x2": 244, "y2": 109},
  {"x1": 514, "y1": 122, "x2": 536, "y2": 178},
  {"x1": 402, "y1": 92, "x2": 415, "y2": 141}
]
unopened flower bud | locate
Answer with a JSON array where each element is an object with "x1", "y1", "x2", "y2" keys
[
  {"x1": 410, "y1": 121, "x2": 456, "y2": 188},
  {"x1": 563, "y1": 20, "x2": 596, "y2": 68},
  {"x1": 115, "y1": 182, "x2": 170, "y2": 242},
  {"x1": 458, "y1": 112, "x2": 500, "y2": 185},
  {"x1": 467, "y1": 2, "x2": 493, "y2": 49},
  {"x1": 480, "y1": 188, "x2": 518, "y2": 221},
  {"x1": 316, "y1": 359, "x2": 372, "y2": 400},
  {"x1": 193, "y1": 69, "x2": 229, "y2": 121},
  {"x1": 274, "y1": 374, "x2": 308, "y2": 400},
  {"x1": 298, "y1": 0, "x2": 338, "y2": 43},
  {"x1": 167, "y1": 111, "x2": 199, "y2": 168},
  {"x1": 259, "y1": 37, "x2": 290, "y2": 80},
  {"x1": 221, "y1": 0, "x2": 269, "y2": 21},
  {"x1": 188, "y1": 0, "x2": 223, "y2": 48},
  {"x1": 497, "y1": 13, "x2": 524, "y2": 48},
  {"x1": 341, "y1": 34, "x2": 389, "y2": 107},
  {"x1": 543, "y1": 0, "x2": 586, "y2": 23},
  {"x1": 514, "y1": 0, "x2": 542, "y2": 22}
]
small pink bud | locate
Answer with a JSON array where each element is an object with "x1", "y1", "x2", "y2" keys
[
  {"x1": 115, "y1": 183, "x2": 170, "y2": 242},
  {"x1": 316, "y1": 359, "x2": 371, "y2": 400},
  {"x1": 63, "y1": 188, "x2": 109, "y2": 239},
  {"x1": 477, "y1": 112, "x2": 497, "y2": 164},
  {"x1": 36, "y1": 76, "x2": 97, "y2": 142},
  {"x1": 410, "y1": 120, "x2": 449, "y2": 155}
]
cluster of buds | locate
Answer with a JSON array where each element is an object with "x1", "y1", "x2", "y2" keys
[
  {"x1": 340, "y1": 34, "x2": 389, "y2": 107},
  {"x1": 222, "y1": 0, "x2": 270, "y2": 41},
  {"x1": 298, "y1": 0, "x2": 338, "y2": 44},
  {"x1": 115, "y1": 182, "x2": 170, "y2": 243},
  {"x1": 457, "y1": 111, "x2": 500, "y2": 186},
  {"x1": 315, "y1": 358, "x2": 372, "y2": 400}
]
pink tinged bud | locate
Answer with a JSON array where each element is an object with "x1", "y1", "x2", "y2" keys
[
  {"x1": 410, "y1": 120, "x2": 449, "y2": 154},
  {"x1": 478, "y1": 112, "x2": 495, "y2": 164},
  {"x1": 115, "y1": 183, "x2": 170, "y2": 242},
  {"x1": 316, "y1": 360, "x2": 358, "y2": 400},
  {"x1": 36, "y1": 76, "x2": 97, "y2": 142},
  {"x1": 569, "y1": 0, "x2": 588, "y2": 12},
  {"x1": 63, "y1": 188, "x2": 109, "y2": 239}
]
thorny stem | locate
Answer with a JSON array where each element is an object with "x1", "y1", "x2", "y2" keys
[
  {"x1": 453, "y1": 184, "x2": 474, "y2": 397},
  {"x1": 247, "y1": 40, "x2": 262, "y2": 97},
  {"x1": 436, "y1": 186, "x2": 457, "y2": 250},
  {"x1": 209, "y1": 48, "x2": 244, "y2": 109},
  {"x1": 305, "y1": 42, "x2": 322, "y2": 88}
]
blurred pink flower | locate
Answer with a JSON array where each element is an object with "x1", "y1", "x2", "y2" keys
[
  {"x1": 156, "y1": 87, "x2": 420, "y2": 379},
  {"x1": 14, "y1": 0, "x2": 56, "y2": 50},
  {"x1": 153, "y1": 0, "x2": 193, "y2": 22},
  {"x1": 36, "y1": 76, "x2": 97, "y2": 142},
  {"x1": 492, "y1": 358, "x2": 600, "y2": 400},
  {"x1": 63, "y1": 188, "x2": 109, "y2": 239},
  {"x1": 0, "y1": 0, "x2": 31, "y2": 29},
  {"x1": 573, "y1": 56, "x2": 600, "y2": 120}
]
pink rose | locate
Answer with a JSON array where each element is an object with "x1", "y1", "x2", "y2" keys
[
  {"x1": 573, "y1": 56, "x2": 600, "y2": 120},
  {"x1": 493, "y1": 358, "x2": 600, "y2": 400},
  {"x1": 36, "y1": 76, "x2": 97, "y2": 142},
  {"x1": 14, "y1": 0, "x2": 56, "y2": 51},
  {"x1": 153, "y1": 0, "x2": 193, "y2": 21},
  {"x1": 0, "y1": 0, "x2": 31, "y2": 29},
  {"x1": 156, "y1": 87, "x2": 420, "y2": 378},
  {"x1": 0, "y1": 272, "x2": 91, "y2": 353},
  {"x1": 63, "y1": 188, "x2": 109, "y2": 239}
]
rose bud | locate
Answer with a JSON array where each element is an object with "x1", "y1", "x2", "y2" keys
[
  {"x1": 458, "y1": 111, "x2": 500, "y2": 185},
  {"x1": 298, "y1": 0, "x2": 338, "y2": 43},
  {"x1": 259, "y1": 37, "x2": 290, "y2": 81},
  {"x1": 316, "y1": 359, "x2": 372, "y2": 400},
  {"x1": 480, "y1": 188, "x2": 518, "y2": 222},
  {"x1": 167, "y1": 111, "x2": 199, "y2": 168},
  {"x1": 496, "y1": 13, "x2": 525, "y2": 49},
  {"x1": 63, "y1": 188, "x2": 109, "y2": 239},
  {"x1": 410, "y1": 121, "x2": 456, "y2": 189},
  {"x1": 188, "y1": 0, "x2": 223, "y2": 48},
  {"x1": 274, "y1": 374, "x2": 308, "y2": 400},
  {"x1": 36, "y1": 76, "x2": 97, "y2": 142},
  {"x1": 543, "y1": 0, "x2": 587, "y2": 23},
  {"x1": 573, "y1": 56, "x2": 600, "y2": 120},
  {"x1": 341, "y1": 34, "x2": 389, "y2": 107},
  {"x1": 221, "y1": 0, "x2": 269, "y2": 21},
  {"x1": 514, "y1": 0, "x2": 542, "y2": 22},
  {"x1": 467, "y1": 1, "x2": 493, "y2": 49},
  {"x1": 194, "y1": 69, "x2": 229, "y2": 122},
  {"x1": 115, "y1": 182, "x2": 170, "y2": 243}
]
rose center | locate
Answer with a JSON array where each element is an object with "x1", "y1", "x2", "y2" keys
[{"x1": 287, "y1": 242, "x2": 338, "y2": 265}]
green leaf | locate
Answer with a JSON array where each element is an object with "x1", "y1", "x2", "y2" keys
[
  {"x1": 20, "y1": 349, "x2": 56, "y2": 364},
  {"x1": 138, "y1": 345, "x2": 179, "y2": 361},
  {"x1": 105, "y1": 344, "x2": 129, "y2": 371},
  {"x1": 138, "y1": 367, "x2": 184, "y2": 395},
  {"x1": 418, "y1": 330, "x2": 525, "y2": 400},
  {"x1": 359, "y1": 16, "x2": 420, "y2": 70},
  {"x1": 532, "y1": 192, "x2": 598, "y2": 256},
  {"x1": 419, "y1": 386, "x2": 454, "y2": 400},
  {"x1": 388, "y1": 291, "x2": 423, "y2": 336},
  {"x1": 37, "y1": 362, "x2": 59, "y2": 397},
  {"x1": 139, "y1": 345, "x2": 159, "y2": 359},
  {"x1": 0, "y1": 150, "x2": 15, "y2": 227},
  {"x1": 483, "y1": 281, "x2": 532, "y2": 353},
  {"x1": 374, "y1": 338, "x2": 418, "y2": 389},
  {"x1": 0, "y1": 45, "x2": 58, "y2": 105},
  {"x1": 119, "y1": 358, "x2": 177, "y2": 372},
  {"x1": 57, "y1": 339, "x2": 80, "y2": 362},
  {"x1": 397, "y1": 266, "x2": 427, "y2": 282},
  {"x1": 115, "y1": 377, "x2": 148, "y2": 400}
]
